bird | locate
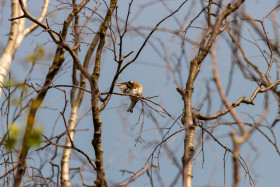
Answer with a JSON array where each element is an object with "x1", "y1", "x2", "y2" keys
[{"x1": 116, "y1": 81, "x2": 143, "y2": 113}]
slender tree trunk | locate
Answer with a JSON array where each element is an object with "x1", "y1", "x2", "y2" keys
[
  {"x1": 178, "y1": 2, "x2": 245, "y2": 186},
  {"x1": 61, "y1": 105, "x2": 79, "y2": 187},
  {"x1": 91, "y1": 105, "x2": 107, "y2": 187},
  {"x1": 0, "y1": 0, "x2": 25, "y2": 98},
  {"x1": 0, "y1": 0, "x2": 49, "y2": 98},
  {"x1": 89, "y1": 1, "x2": 117, "y2": 186},
  {"x1": 13, "y1": 0, "x2": 88, "y2": 185},
  {"x1": 13, "y1": 47, "x2": 66, "y2": 187},
  {"x1": 233, "y1": 144, "x2": 240, "y2": 187},
  {"x1": 179, "y1": 59, "x2": 200, "y2": 187}
]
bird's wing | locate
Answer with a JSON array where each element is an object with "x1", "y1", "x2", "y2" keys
[{"x1": 116, "y1": 82, "x2": 128, "y2": 93}]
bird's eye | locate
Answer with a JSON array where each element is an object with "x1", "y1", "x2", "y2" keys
[{"x1": 127, "y1": 81, "x2": 133, "y2": 88}]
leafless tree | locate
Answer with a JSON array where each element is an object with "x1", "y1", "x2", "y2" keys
[{"x1": 1, "y1": 0, "x2": 280, "y2": 187}]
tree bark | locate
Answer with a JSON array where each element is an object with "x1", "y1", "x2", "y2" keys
[
  {"x1": 0, "y1": 0, "x2": 25, "y2": 98},
  {"x1": 13, "y1": 1, "x2": 89, "y2": 185},
  {"x1": 61, "y1": 105, "x2": 80, "y2": 187},
  {"x1": 180, "y1": 59, "x2": 200, "y2": 187},
  {"x1": 0, "y1": 0, "x2": 49, "y2": 98},
  {"x1": 13, "y1": 47, "x2": 66, "y2": 187},
  {"x1": 179, "y1": 1, "x2": 246, "y2": 186},
  {"x1": 90, "y1": 1, "x2": 117, "y2": 186}
]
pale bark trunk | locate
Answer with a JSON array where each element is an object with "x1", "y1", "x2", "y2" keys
[
  {"x1": 180, "y1": 2, "x2": 245, "y2": 186},
  {"x1": 61, "y1": 105, "x2": 79, "y2": 187},
  {"x1": 181, "y1": 60, "x2": 199, "y2": 187},
  {"x1": 0, "y1": 0, "x2": 25, "y2": 97},
  {"x1": 182, "y1": 125, "x2": 195, "y2": 187},
  {"x1": 0, "y1": 0, "x2": 49, "y2": 98}
]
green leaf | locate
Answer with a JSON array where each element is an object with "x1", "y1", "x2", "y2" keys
[
  {"x1": 4, "y1": 124, "x2": 20, "y2": 150},
  {"x1": 26, "y1": 127, "x2": 43, "y2": 147}
]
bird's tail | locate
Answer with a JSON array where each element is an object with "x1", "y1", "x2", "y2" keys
[{"x1": 127, "y1": 97, "x2": 138, "y2": 113}]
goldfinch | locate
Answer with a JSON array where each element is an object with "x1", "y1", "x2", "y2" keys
[{"x1": 116, "y1": 81, "x2": 143, "y2": 113}]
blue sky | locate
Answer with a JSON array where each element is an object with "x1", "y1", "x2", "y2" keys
[{"x1": 1, "y1": 0, "x2": 280, "y2": 186}]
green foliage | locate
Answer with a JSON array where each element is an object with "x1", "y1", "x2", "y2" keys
[
  {"x1": 4, "y1": 124, "x2": 43, "y2": 150},
  {"x1": 4, "y1": 78, "x2": 18, "y2": 87},
  {"x1": 4, "y1": 124, "x2": 20, "y2": 150},
  {"x1": 26, "y1": 127, "x2": 43, "y2": 147}
]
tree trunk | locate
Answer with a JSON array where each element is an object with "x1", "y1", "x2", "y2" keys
[
  {"x1": 0, "y1": 0, "x2": 25, "y2": 98},
  {"x1": 61, "y1": 105, "x2": 79, "y2": 187}
]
